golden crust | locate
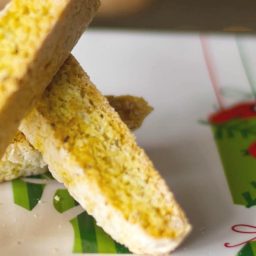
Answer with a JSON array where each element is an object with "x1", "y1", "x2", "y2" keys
[
  {"x1": 0, "y1": 96, "x2": 151, "y2": 181},
  {"x1": 0, "y1": 0, "x2": 100, "y2": 156},
  {"x1": 106, "y1": 95, "x2": 153, "y2": 130},
  {"x1": 20, "y1": 56, "x2": 191, "y2": 254}
]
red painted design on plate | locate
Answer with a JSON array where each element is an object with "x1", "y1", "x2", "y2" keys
[
  {"x1": 209, "y1": 102, "x2": 256, "y2": 124},
  {"x1": 224, "y1": 224, "x2": 256, "y2": 248},
  {"x1": 247, "y1": 142, "x2": 256, "y2": 158}
]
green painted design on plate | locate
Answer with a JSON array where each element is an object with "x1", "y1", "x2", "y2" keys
[
  {"x1": 53, "y1": 189, "x2": 78, "y2": 213},
  {"x1": 238, "y1": 242, "x2": 256, "y2": 255},
  {"x1": 11, "y1": 175, "x2": 130, "y2": 253},
  {"x1": 70, "y1": 211, "x2": 130, "y2": 254},
  {"x1": 12, "y1": 179, "x2": 45, "y2": 210},
  {"x1": 115, "y1": 242, "x2": 130, "y2": 254},
  {"x1": 95, "y1": 224, "x2": 116, "y2": 253},
  {"x1": 70, "y1": 211, "x2": 97, "y2": 253},
  {"x1": 251, "y1": 242, "x2": 256, "y2": 253},
  {"x1": 211, "y1": 118, "x2": 256, "y2": 206}
]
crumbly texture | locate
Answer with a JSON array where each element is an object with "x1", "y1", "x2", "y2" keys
[
  {"x1": 0, "y1": 132, "x2": 47, "y2": 182},
  {"x1": 20, "y1": 56, "x2": 191, "y2": 255},
  {"x1": 106, "y1": 95, "x2": 153, "y2": 130},
  {"x1": 0, "y1": 0, "x2": 100, "y2": 156},
  {"x1": 0, "y1": 96, "x2": 151, "y2": 181}
]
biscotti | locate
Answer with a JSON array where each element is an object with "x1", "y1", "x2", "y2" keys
[
  {"x1": 20, "y1": 56, "x2": 191, "y2": 255},
  {"x1": 0, "y1": 95, "x2": 152, "y2": 182},
  {"x1": 0, "y1": 132, "x2": 47, "y2": 182},
  {"x1": 0, "y1": 0, "x2": 100, "y2": 156}
]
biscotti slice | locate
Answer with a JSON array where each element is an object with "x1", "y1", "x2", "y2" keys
[
  {"x1": 20, "y1": 56, "x2": 191, "y2": 255},
  {"x1": 0, "y1": 95, "x2": 152, "y2": 182},
  {"x1": 106, "y1": 95, "x2": 153, "y2": 130},
  {"x1": 0, "y1": 0, "x2": 100, "y2": 156},
  {"x1": 0, "y1": 132, "x2": 47, "y2": 182}
]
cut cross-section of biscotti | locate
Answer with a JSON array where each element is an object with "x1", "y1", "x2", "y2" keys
[
  {"x1": 0, "y1": 0, "x2": 100, "y2": 156},
  {"x1": 20, "y1": 56, "x2": 191, "y2": 255},
  {"x1": 0, "y1": 132, "x2": 47, "y2": 182},
  {"x1": 0, "y1": 95, "x2": 152, "y2": 182}
]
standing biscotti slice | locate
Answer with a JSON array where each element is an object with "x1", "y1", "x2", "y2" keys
[
  {"x1": 20, "y1": 56, "x2": 191, "y2": 255},
  {"x1": 0, "y1": 95, "x2": 152, "y2": 182},
  {"x1": 0, "y1": 0, "x2": 100, "y2": 156}
]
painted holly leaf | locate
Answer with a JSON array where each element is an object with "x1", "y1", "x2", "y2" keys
[
  {"x1": 241, "y1": 181, "x2": 256, "y2": 208},
  {"x1": 242, "y1": 192, "x2": 256, "y2": 208},
  {"x1": 53, "y1": 188, "x2": 78, "y2": 213},
  {"x1": 11, "y1": 172, "x2": 55, "y2": 211},
  {"x1": 212, "y1": 119, "x2": 256, "y2": 140},
  {"x1": 12, "y1": 178, "x2": 45, "y2": 211},
  {"x1": 238, "y1": 242, "x2": 256, "y2": 255}
]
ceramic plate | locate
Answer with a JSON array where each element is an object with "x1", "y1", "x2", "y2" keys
[{"x1": 1, "y1": 30, "x2": 256, "y2": 256}]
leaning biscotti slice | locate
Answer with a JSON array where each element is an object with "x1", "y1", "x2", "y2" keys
[
  {"x1": 0, "y1": 95, "x2": 152, "y2": 182},
  {"x1": 0, "y1": 0, "x2": 100, "y2": 156},
  {"x1": 20, "y1": 56, "x2": 191, "y2": 255}
]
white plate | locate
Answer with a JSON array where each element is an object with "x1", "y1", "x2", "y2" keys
[{"x1": 1, "y1": 30, "x2": 256, "y2": 255}]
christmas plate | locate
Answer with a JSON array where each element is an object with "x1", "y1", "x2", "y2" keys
[{"x1": 1, "y1": 30, "x2": 256, "y2": 255}]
